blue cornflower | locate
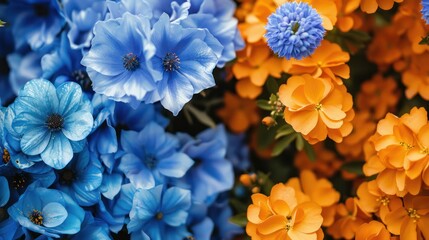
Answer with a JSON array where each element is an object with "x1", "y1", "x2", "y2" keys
[
  {"x1": 11, "y1": 79, "x2": 93, "y2": 169},
  {"x1": 118, "y1": 122, "x2": 194, "y2": 189},
  {"x1": 265, "y1": 1, "x2": 325, "y2": 60},
  {"x1": 81, "y1": 13, "x2": 161, "y2": 107},
  {"x1": 144, "y1": 14, "x2": 223, "y2": 115},
  {"x1": 55, "y1": 147, "x2": 103, "y2": 206},
  {"x1": 422, "y1": 0, "x2": 429, "y2": 24},
  {"x1": 128, "y1": 185, "x2": 191, "y2": 240},
  {"x1": 8, "y1": 187, "x2": 85, "y2": 238}
]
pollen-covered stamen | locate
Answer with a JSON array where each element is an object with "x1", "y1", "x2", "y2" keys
[
  {"x1": 46, "y1": 114, "x2": 64, "y2": 131},
  {"x1": 163, "y1": 52, "x2": 180, "y2": 72},
  {"x1": 156, "y1": 212, "x2": 163, "y2": 220},
  {"x1": 122, "y1": 53, "x2": 140, "y2": 71},
  {"x1": 2, "y1": 148, "x2": 10, "y2": 164},
  {"x1": 29, "y1": 209, "x2": 43, "y2": 225},
  {"x1": 12, "y1": 173, "x2": 28, "y2": 189}
]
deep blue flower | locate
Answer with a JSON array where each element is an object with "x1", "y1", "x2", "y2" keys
[
  {"x1": 81, "y1": 13, "x2": 161, "y2": 107},
  {"x1": 11, "y1": 79, "x2": 93, "y2": 169},
  {"x1": 70, "y1": 211, "x2": 112, "y2": 240},
  {"x1": 55, "y1": 147, "x2": 103, "y2": 206},
  {"x1": 226, "y1": 133, "x2": 250, "y2": 171},
  {"x1": 422, "y1": 0, "x2": 429, "y2": 24},
  {"x1": 9, "y1": 0, "x2": 65, "y2": 50},
  {"x1": 144, "y1": 14, "x2": 223, "y2": 115},
  {"x1": 8, "y1": 187, "x2": 85, "y2": 238},
  {"x1": 265, "y1": 1, "x2": 325, "y2": 60},
  {"x1": 208, "y1": 194, "x2": 244, "y2": 240},
  {"x1": 178, "y1": 125, "x2": 234, "y2": 203},
  {"x1": 62, "y1": 0, "x2": 107, "y2": 49},
  {"x1": 128, "y1": 185, "x2": 191, "y2": 240},
  {"x1": 118, "y1": 122, "x2": 194, "y2": 189}
]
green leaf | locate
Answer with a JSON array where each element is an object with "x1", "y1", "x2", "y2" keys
[
  {"x1": 185, "y1": 104, "x2": 216, "y2": 128},
  {"x1": 256, "y1": 100, "x2": 272, "y2": 111},
  {"x1": 420, "y1": 34, "x2": 429, "y2": 45},
  {"x1": 271, "y1": 133, "x2": 297, "y2": 157},
  {"x1": 303, "y1": 140, "x2": 316, "y2": 161},
  {"x1": 295, "y1": 134, "x2": 304, "y2": 151},
  {"x1": 229, "y1": 213, "x2": 248, "y2": 227},
  {"x1": 342, "y1": 161, "x2": 364, "y2": 175},
  {"x1": 230, "y1": 198, "x2": 248, "y2": 213},
  {"x1": 275, "y1": 125, "x2": 295, "y2": 139},
  {"x1": 266, "y1": 77, "x2": 279, "y2": 94}
]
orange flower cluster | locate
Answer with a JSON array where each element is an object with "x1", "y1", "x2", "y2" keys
[
  {"x1": 278, "y1": 75, "x2": 354, "y2": 144},
  {"x1": 294, "y1": 143, "x2": 342, "y2": 178},
  {"x1": 246, "y1": 170, "x2": 337, "y2": 239}
]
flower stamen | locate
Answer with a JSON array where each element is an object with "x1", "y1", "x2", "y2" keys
[
  {"x1": 163, "y1": 52, "x2": 180, "y2": 72},
  {"x1": 122, "y1": 53, "x2": 140, "y2": 71},
  {"x1": 46, "y1": 114, "x2": 64, "y2": 131},
  {"x1": 2, "y1": 148, "x2": 10, "y2": 164},
  {"x1": 29, "y1": 209, "x2": 43, "y2": 225}
]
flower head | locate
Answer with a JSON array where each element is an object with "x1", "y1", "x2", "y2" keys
[
  {"x1": 11, "y1": 79, "x2": 93, "y2": 169},
  {"x1": 265, "y1": 1, "x2": 325, "y2": 60}
]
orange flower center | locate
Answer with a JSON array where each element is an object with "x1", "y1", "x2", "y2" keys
[
  {"x1": 2, "y1": 148, "x2": 10, "y2": 164},
  {"x1": 420, "y1": 147, "x2": 429, "y2": 155},
  {"x1": 285, "y1": 215, "x2": 293, "y2": 231},
  {"x1": 376, "y1": 196, "x2": 390, "y2": 206},
  {"x1": 399, "y1": 141, "x2": 413, "y2": 150},
  {"x1": 407, "y1": 208, "x2": 420, "y2": 223},
  {"x1": 315, "y1": 103, "x2": 322, "y2": 111}
]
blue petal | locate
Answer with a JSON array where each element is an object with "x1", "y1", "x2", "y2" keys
[
  {"x1": 12, "y1": 111, "x2": 45, "y2": 135},
  {"x1": 157, "y1": 152, "x2": 193, "y2": 178},
  {"x1": 163, "y1": 210, "x2": 188, "y2": 227},
  {"x1": 19, "y1": 125, "x2": 51, "y2": 156},
  {"x1": 41, "y1": 133, "x2": 73, "y2": 169},
  {"x1": 160, "y1": 72, "x2": 194, "y2": 116},
  {"x1": 62, "y1": 111, "x2": 93, "y2": 141},
  {"x1": 100, "y1": 173, "x2": 123, "y2": 200},
  {"x1": 120, "y1": 130, "x2": 145, "y2": 158},
  {"x1": 0, "y1": 176, "x2": 10, "y2": 207},
  {"x1": 42, "y1": 202, "x2": 68, "y2": 228},
  {"x1": 118, "y1": 153, "x2": 155, "y2": 189},
  {"x1": 18, "y1": 79, "x2": 59, "y2": 115},
  {"x1": 56, "y1": 82, "x2": 83, "y2": 117}
]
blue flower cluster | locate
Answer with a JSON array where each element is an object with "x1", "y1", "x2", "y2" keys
[{"x1": 0, "y1": 0, "x2": 249, "y2": 239}]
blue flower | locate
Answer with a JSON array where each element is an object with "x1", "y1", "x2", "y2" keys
[
  {"x1": 106, "y1": 0, "x2": 153, "y2": 20},
  {"x1": 422, "y1": 0, "x2": 429, "y2": 24},
  {"x1": 118, "y1": 122, "x2": 194, "y2": 189},
  {"x1": 265, "y1": 2, "x2": 325, "y2": 60},
  {"x1": 8, "y1": 187, "x2": 85, "y2": 238},
  {"x1": 128, "y1": 185, "x2": 191, "y2": 240},
  {"x1": 62, "y1": 0, "x2": 107, "y2": 49},
  {"x1": 81, "y1": 13, "x2": 161, "y2": 107},
  {"x1": 70, "y1": 211, "x2": 112, "y2": 240},
  {"x1": 9, "y1": 0, "x2": 65, "y2": 50},
  {"x1": 144, "y1": 14, "x2": 223, "y2": 115},
  {"x1": 178, "y1": 125, "x2": 234, "y2": 203},
  {"x1": 11, "y1": 79, "x2": 93, "y2": 169},
  {"x1": 226, "y1": 132, "x2": 250, "y2": 171},
  {"x1": 55, "y1": 147, "x2": 103, "y2": 206}
]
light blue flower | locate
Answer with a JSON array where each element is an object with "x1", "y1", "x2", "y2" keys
[
  {"x1": 118, "y1": 122, "x2": 194, "y2": 189},
  {"x1": 11, "y1": 79, "x2": 93, "y2": 169},
  {"x1": 81, "y1": 13, "x2": 161, "y2": 107},
  {"x1": 422, "y1": 0, "x2": 429, "y2": 24},
  {"x1": 144, "y1": 14, "x2": 223, "y2": 115},
  {"x1": 8, "y1": 187, "x2": 85, "y2": 238},
  {"x1": 55, "y1": 147, "x2": 103, "y2": 206},
  {"x1": 106, "y1": 0, "x2": 153, "y2": 20},
  {"x1": 128, "y1": 185, "x2": 191, "y2": 240},
  {"x1": 265, "y1": 1, "x2": 325, "y2": 60}
]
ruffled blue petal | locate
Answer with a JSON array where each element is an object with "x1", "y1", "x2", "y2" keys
[{"x1": 41, "y1": 133, "x2": 73, "y2": 169}]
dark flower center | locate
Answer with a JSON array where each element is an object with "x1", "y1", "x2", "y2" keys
[
  {"x1": 2, "y1": 148, "x2": 10, "y2": 164},
  {"x1": 155, "y1": 212, "x2": 163, "y2": 220},
  {"x1": 59, "y1": 169, "x2": 76, "y2": 185},
  {"x1": 12, "y1": 172, "x2": 29, "y2": 190},
  {"x1": 29, "y1": 209, "x2": 43, "y2": 225},
  {"x1": 122, "y1": 53, "x2": 140, "y2": 71},
  {"x1": 145, "y1": 155, "x2": 157, "y2": 169},
  {"x1": 163, "y1": 52, "x2": 180, "y2": 72},
  {"x1": 291, "y1": 22, "x2": 300, "y2": 34},
  {"x1": 33, "y1": 4, "x2": 50, "y2": 17},
  {"x1": 46, "y1": 113, "x2": 64, "y2": 131},
  {"x1": 72, "y1": 70, "x2": 92, "y2": 91}
]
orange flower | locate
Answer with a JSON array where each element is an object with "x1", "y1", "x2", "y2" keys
[
  {"x1": 294, "y1": 143, "x2": 342, "y2": 178},
  {"x1": 278, "y1": 75, "x2": 354, "y2": 144},
  {"x1": 275, "y1": 0, "x2": 338, "y2": 30},
  {"x1": 360, "y1": 0, "x2": 403, "y2": 14},
  {"x1": 364, "y1": 107, "x2": 429, "y2": 196},
  {"x1": 239, "y1": 0, "x2": 276, "y2": 44},
  {"x1": 402, "y1": 52, "x2": 429, "y2": 100},
  {"x1": 384, "y1": 195, "x2": 429, "y2": 239},
  {"x1": 356, "y1": 74, "x2": 401, "y2": 120},
  {"x1": 235, "y1": 78, "x2": 263, "y2": 99},
  {"x1": 355, "y1": 221, "x2": 391, "y2": 240},
  {"x1": 246, "y1": 184, "x2": 323, "y2": 240},
  {"x1": 217, "y1": 92, "x2": 260, "y2": 133},
  {"x1": 334, "y1": 0, "x2": 361, "y2": 32},
  {"x1": 285, "y1": 170, "x2": 340, "y2": 227},
  {"x1": 287, "y1": 40, "x2": 350, "y2": 85},
  {"x1": 336, "y1": 111, "x2": 377, "y2": 159}
]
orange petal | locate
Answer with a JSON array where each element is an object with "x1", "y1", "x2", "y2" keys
[{"x1": 257, "y1": 215, "x2": 287, "y2": 235}]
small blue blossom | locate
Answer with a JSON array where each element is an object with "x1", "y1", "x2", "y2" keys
[
  {"x1": 81, "y1": 13, "x2": 161, "y2": 107},
  {"x1": 265, "y1": 1, "x2": 325, "y2": 60},
  {"x1": 128, "y1": 185, "x2": 191, "y2": 240},
  {"x1": 118, "y1": 122, "x2": 194, "y2": 189},
  {"x1": 422, "y1": 0, "x2": 429, "y2": 24},
  {"x1": 11, "y1": 79, "x2": 93, "y2": 169},
  {"x1": 8, "y1": 187, "x2": 85, "y2": 238}
]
